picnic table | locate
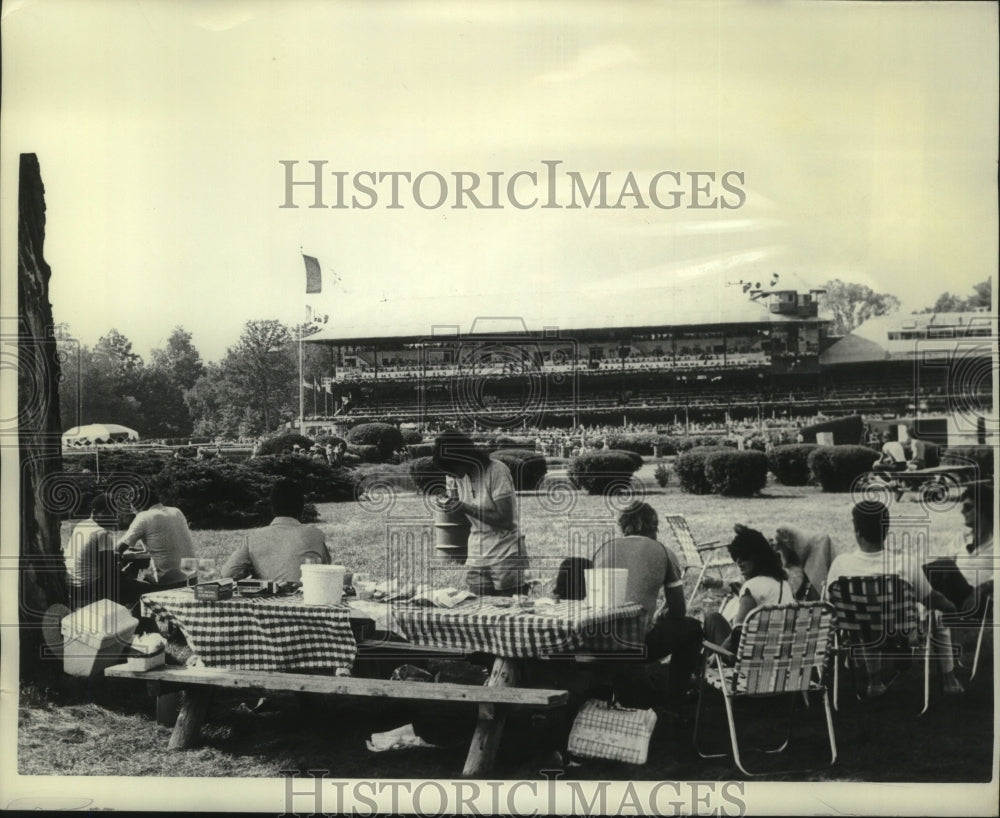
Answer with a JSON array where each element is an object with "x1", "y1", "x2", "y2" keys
[{"x1": 106, "y1": 589, "x2": 647, "y2": 775}]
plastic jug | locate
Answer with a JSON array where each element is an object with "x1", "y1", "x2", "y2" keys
[{"x1": 301, "y1": 564, "x2": 347, "y2": 605}]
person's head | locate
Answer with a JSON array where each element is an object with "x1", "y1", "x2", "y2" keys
[
  {"x1": 271, "y1": 478, "x2": 305, "y2": 519},
  {"x1": 852, "y1": 501, "x2": 889, "y2": 551},
  {"x1": 90, "y1": 493, "x2": 115, "y2": 525},
  {"x1": 960, "y1": 480, "x2": 994, "y2": 538},
  {"x1": 728, "y1": 524, "x2": 786, "y2": 581},
  {"x1": 617, "y1": 501, "x2": 659, "y2": 539},
  {"x1": 432, "y1": 429, "x2": 487, "y2": 478}
]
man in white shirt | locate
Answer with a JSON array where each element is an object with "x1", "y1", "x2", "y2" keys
[
  {"x1": 67, "y1": 493, "x2": 151, "y2": 609},
  {"x1": 116, "y1": 489, "x2": 196, "y2": 585},
  {"x1": 828, "y1": 501, "x2": 961, "y2": 696},
  {"x1": 222, "y1": 479, "x2": 330, "y2": 583}
]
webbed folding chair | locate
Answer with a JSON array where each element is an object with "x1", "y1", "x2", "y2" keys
[
  {"x1": 661, "y1": 514, "x2": 729, "y2": 606},
  {"x1": 693, "y1": 602, "x2": 837, "y2": 777},
  {"x1": 827, "y1": 575, "x2": 932, "y2": 714}
]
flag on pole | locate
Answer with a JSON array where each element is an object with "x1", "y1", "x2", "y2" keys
[{"x1": 303, "y1": 255, "x2": 322, "y2": 294}]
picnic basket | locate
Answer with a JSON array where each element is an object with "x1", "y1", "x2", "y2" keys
[{"x1": 567, "y1": 698, "x2": 657, "y2": 764}]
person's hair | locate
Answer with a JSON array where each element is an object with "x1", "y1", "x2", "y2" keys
[
  {"x1": 432, "y1": 429, "x2": 489, "y2": 475},
  {"x1": 852, "y1": 501, "x2": 889, "y2": 546},
  {"x1": 271, "y1": 479, "x2": 305, "y2": 519},
  {"x1": 962, "y1": 480, "x2": 994, "y2": 523},
  {"x1": 91, "y1": 493, "x2": 112, "y2": 518},
  {"x1": 618, "y1": 501, "x2": 659, "y2": 538},
  {"x1": 728, "y1": 525, "x2": 786, "y2": 581}
]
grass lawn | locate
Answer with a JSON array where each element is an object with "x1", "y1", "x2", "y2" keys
[{"x1": 23, "y1": 467, "x2": 994, "y2": 783}]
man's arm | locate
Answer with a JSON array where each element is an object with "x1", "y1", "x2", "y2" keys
[
  {"x1": 460, "y1": 493, "x2": 515, "y2": 530},
  {"x1": 221, "y1": 536, "x2": 254, "y2": 581},
  {"x1": 661, "y1": 584, "x2": 686, "y2": 619},
  {"x1": 116, "y1": 514, "x2": 145, "y2": 554}
]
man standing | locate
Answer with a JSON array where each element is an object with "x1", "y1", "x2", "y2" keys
[
  {"x1": 592, "y1": 501, "x2": 702, "y2": 705},
  {"x1": 221, "y1": 479, "x2": 329, "y2": 583},
  {"x1": 116, "y1": 488, "x2": 196, "y2": 586}
]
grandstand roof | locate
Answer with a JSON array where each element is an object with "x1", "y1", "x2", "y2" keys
[
  {"x1": 304, "y1": 280, "x2": 825, "y2": 345},
  {"x1": 820, "y1": 310, "x2": 997, "y2": 366}
]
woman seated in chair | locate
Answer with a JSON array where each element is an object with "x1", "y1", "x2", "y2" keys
[{"x1": 703, "y1": 526, "x2": 794, "y2": 655}]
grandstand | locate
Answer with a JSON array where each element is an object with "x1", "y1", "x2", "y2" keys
[{"x1": 302, "y1": 288, "x2": 995, "y2": 435}]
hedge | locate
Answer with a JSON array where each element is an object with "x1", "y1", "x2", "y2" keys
[
  {"x1": 678, "y1": 435, "x2": 737, "y2": 452},
  {"x1": 408, "y1": 456, "x2": 448, "y2": 496},
  {"x1": 807, "y1": 445, "x2": 878, "y2": 492},
  {"x1": 347, "y1": 423, "x2": 405, "y2": 460},
  {"x1": 400, "y1": 429, "x2": 423, "y2": 445},
  {"x1": 148, "y1": 460, "x2": 313, "y2": 529},
  {"x1": 768, "y1": 444, "x2": 819, "y2": 486},
  {"x1": 941, "y1": 445, "x2": 994, "y2": 478},
  {"x1": 567, "y1": 450, "x2": 641, "y2": 495},
  {"x1": 491, "y1": 449, "x2": 548, "y2": 491},
  {"x1": 674, "y1": 446, "x2": 734, "y2": 494},
  {"x1": 256, "y1": 432, "x2": 315, "y2": 456},
  {"x1": 346, "y1": 443, "x2": 383, "y2": 463},
  {"x1": 492, "y1": 435, "x2": 536, "y2": 451},
  {"x1": 406, "y1": 443, "x2": 436, "y2": 459},
  {"x1": 249, "y1": 454, "x2": 357, "y2": 503},
  {"x1": 704, "y1": 450, "x2": 769, "y2": 496}
]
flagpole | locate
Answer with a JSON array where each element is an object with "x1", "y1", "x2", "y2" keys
[{"x1": 299, "y1": 309, "x2": 305, "y2": 434}]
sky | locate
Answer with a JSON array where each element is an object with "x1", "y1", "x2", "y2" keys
[{"x1": 1, "y1": 0, "x2": 997, "y2": 364}]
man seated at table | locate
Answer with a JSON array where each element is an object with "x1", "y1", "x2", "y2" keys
[
  {"x1": 116, "y1": 487, "x2": 196, "y2": 587},
  {"x1": 221, "y1": 479, "x2": 330, "y2": 583},
  {"x1": 66, "y1": 493, "x2": 151, "y2": 611},
  {"x1": 591, "y1": 501, "x2": 702, "y2": 707},
  {"x1": 827, "y1": 500, "x2": 962, "y2": 696}
]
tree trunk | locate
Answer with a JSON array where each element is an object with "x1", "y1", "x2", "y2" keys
[{"x1": 18, "y1": 153, "x2": 67, "y2": 677}]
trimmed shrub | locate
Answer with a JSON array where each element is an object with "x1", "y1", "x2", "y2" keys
[
  {"x1": 62, "y1": 449, "x2": 168, "y2": 477},
  {"x1": 567, "y1": 451, "x2": 641, "y2": 495},
  {"x1": 406, "y1": 443, "x2": 436, "y2": 459},
  {"x1": 704, "y1": 450, "x2": 769, "y2": 496},
  {"x1": 346, "y1": 423, "x2": 405, "y2": 460},
  {"x1": 401, "y1": 429, "x2": 423, "y2": 445},
  {"x1": 314, "y1": 435, "x2": 347, "y2": 450},
  {"x1": 674, "y1": 446, "x2": 733, "y2": 494},
  {"x1": 491, "y1": 449, "x2": 548, "y2": 491},
  {"x1": 768, "y1": 444, "x2": 819, "y2": 486},
  {"x1": 256, "y1": 432, "x2": 314, "y2": 457},
  {"x1": 408, "y1": 456, "x2": 448, "y2": 496},
  {"x1": 807, "y1": 445, "x2": 878, "y2": 492},
  {"x1": 653, "y1": 462, "x2": 670, "y2": 487},
  {"x1": 492, "y1": 435, "x2": 536, "y2": 450},
  {"x1": 604, "y1": 433, "x2": 681, "y2": 457},
  {"x1": 152, "y1": 460, "x2": 315, "y2": 529},
  {"x1": 346, "y1": 444, "x2": 382, "y2": 463},
  {"x1": 353, "y1": 462, "x2": 417, "y2": 493},
  {"x1": 250, "y1": 454, "x2": 358, "y2": 503},
  {"x1": 678, "y1": 435, "x2": 736, "y2": 452},
  {"x1": 941, "y1": 445, "x2": 994, "y2": 478}
]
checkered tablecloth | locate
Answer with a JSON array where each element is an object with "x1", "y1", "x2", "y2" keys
[
  {"x1": 141, "y1": 589, "x2": 356, "y2": 672},
  {"x1": 390, "y1": 600, "x2": 646, "y2": 658}
]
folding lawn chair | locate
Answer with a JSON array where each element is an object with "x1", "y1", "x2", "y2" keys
[
  {"x1": 826, "y1": 575, "x2": 933, "y2": 714},
  {"x1": 693, "y1": 602, "x2": 837, "y2": 777},
  {"x1": 661, "y1": 514, "x2": 729, "y2": 606}
]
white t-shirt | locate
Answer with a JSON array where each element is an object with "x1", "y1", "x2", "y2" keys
[
  {"x1": 721, "y1": 575, "x2": 793, "y2": 622},
  {"x1": 455, "y1": 460, "x2": 522, "y2": 587},
  {"x1": 118, "y1": 503, "x2": 196, "y2": 584},
  {"x1": 65, "y1": 518, "x2": 115, "y2": 587},
  {"x1": 826, "y1": 548, "x2": 931, "y2": 601}
]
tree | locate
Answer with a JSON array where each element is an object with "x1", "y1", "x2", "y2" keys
[
  {"x1": 820, "y1": 279, "x2": 901, "y2": 335},
  {"x1": 150, "y1": 326, "x2": 206, "y2": 390},
  {"x1": 922, "y1": 278, "x2": 992, "y2": 313},
  {"x1": 218, "y1": 319, "x2": 297, "y2": 435}
]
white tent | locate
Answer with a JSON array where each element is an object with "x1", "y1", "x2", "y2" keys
[{"x1": 61, "y1": 423, "x2": 140, "y2": 447}]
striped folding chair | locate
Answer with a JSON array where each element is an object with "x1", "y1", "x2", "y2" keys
[
  {"x1": 693, "y1": 602, "x2": 837, "y2": 777},
  {"x1": 661, "y1": 515, "x2": 729, "y2": 606},
  {"x1": 826, "y1": 575, "x2": 932, "y2": 714}
]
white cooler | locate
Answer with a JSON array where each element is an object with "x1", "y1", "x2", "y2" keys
[{"x1": 60, "y1": 599, "x2": 138, "y2": 677}]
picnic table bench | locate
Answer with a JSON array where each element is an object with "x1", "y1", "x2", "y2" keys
[
  {"x1": 105, "y1": 657, "x2": 568, "y2": 774},
  {"x1": 108, "y1": 588, "x2": 645, "y2": 775}
]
